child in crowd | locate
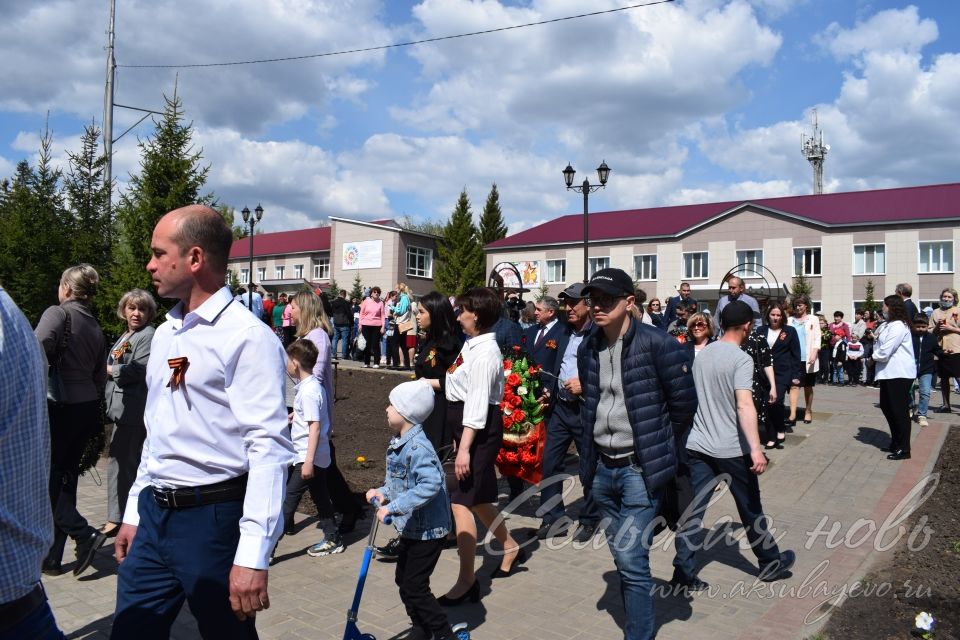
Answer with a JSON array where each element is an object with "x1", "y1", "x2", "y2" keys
[
  {"x1": 831, "y1": 336, "x2": 848, "y2": 385},
  {"x1": 366, "y1": 380, "x2": 469, "y2": 640},
  {"x1": 845, "y1": 333, "x2": 864, "y2": 386},
  {"x1": 911, "y1": 315, "x2": 941, "y2": 427},
  {"x1": 281, "y1": 340, "x2": 343, "y2": 558}
]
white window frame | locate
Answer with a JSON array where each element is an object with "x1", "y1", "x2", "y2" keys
[
  {"x1": 633, "y1": 254, "x2": 657, "y2": 281},
  {"x1": 545, "y1": 259, "x2": 566, "y2": 284},
  {"x1": 852, "y1": 244, "x2": 886, "y2": 276},
  {"x1": 792, "y1": 246, "x2": 822, "y2": 277},
  {"x1": 293, "y1": 264, "x2": 304, "y2": 279},
  {"x1": 239, "y1": 268, "x2": 249, "y2": 284},
  {"x1": 312, "y1": 258, "x2": 330, "y2": 280},
  {"x1": 811, "y1": 300, "x2": 822, "y2": 315},
  {"x1": 918, "y1": 240, "x2": 953, "y2": 274},
  {"x1": 256, "y1": 267, "x2": 266, "y2": 282},
  {"x1": 405, "y1": 246, "x2": 433, "y2": 278},
  {"x1": 682, "y1": 251, "x2": 709, "y2": 280},
  {"x1": 588, "y1": 257, "x2": 610, "y2": 278},
  {"x1": 274, "y1": 266, "x2": 285, "y2": 279},
  {"x1": 734, "y1": 249, "x2": 763, "y2": 278}
]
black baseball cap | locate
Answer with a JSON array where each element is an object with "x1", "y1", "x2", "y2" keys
[
  {"x1": 582, "y1": 268, "x2": 635, "y2": 297},
  {"x1": 558, "y1": 282, "x2": 588, "y2": 301},
  {"x1": 720, "y1": 300, "x2": 753, "y2": 329}
]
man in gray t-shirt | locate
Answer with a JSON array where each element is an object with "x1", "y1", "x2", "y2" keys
[{"x1": 676, "y1": 300, "x2": 796, "y2": 585}]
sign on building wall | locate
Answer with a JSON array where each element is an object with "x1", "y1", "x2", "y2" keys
[
  {"x1": 497, "y1": 261, "x2": 541, "y2": 288},
  {"x1": 341, "y1": 240, "x2": 383, "y2": 270}
]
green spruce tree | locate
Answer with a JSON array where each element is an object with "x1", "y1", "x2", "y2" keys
[
  {"x1": 791, "y1": 271, "x2": 814, "y2": 301},
  {"x1": 350, "y1": 271, "x2": 364, "y2": 301},
  {"x1": 863, "y1": 279, "x2": 878, "y2": 314},
  {"x1": 478, "y1": 183, "x2": 507, "y2": 247},
  {"x1": 108, "y1": 92, "x2": 213, "y2": 332},
  {"x1": 434, "y1": 189, "x2": 485, "y2": 296}
]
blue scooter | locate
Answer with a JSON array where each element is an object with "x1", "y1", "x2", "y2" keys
[{"x1": 342, "y1": 498, "x2": 391, "y2": 640}]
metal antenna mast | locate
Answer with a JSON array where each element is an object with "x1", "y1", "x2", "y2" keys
[
  {"x1": 801, "y1": 108, "x2": 829, "y2": 195},
  {"x1": 103, "y1": 0, "x2": 116, "y2": 214}
]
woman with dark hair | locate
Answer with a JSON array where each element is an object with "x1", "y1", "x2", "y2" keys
[
  {"x1": 425, "y1": 288, "x2": 524, "y2": 605},
  {"x1": 787, "y1": 295, "x2": 821, "y2": 425},
  {"x1": 873, "y1": 295, "x2": 916, "y2": 460},
  {"x1": 757, "y1": 303, "x2": 801, "y2": 450},
  {"x1": 647, "y1": 298, "x2": 666, "y2": 329},
  {"x1": 359, "y1": 286, "x2": 385, "y2": 368},
  {"x1": 34, "y1": 264, "x2": 108, "y2": 576},
  {"x1": 413, "y1": 291, "x2": 464, "y2": 450}
]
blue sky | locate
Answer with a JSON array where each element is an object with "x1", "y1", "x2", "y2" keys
[{"x1": 2, "y1": 0, "x2": 959, "y2": 234}]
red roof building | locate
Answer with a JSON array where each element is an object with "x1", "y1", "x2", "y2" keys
[{"x1": 486, "y1": 183, "x2": 960, "y2": 314}]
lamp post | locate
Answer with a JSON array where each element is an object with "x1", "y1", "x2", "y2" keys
[
  {"x1": 563, "y1": 161, "x2": 610, "y2": 283},
  {"x1": 241, "y1": 204, "x2": 264, "y2": 311}
]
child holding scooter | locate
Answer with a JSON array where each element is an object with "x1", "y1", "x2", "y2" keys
[{"x1": 366, "y1": 380, "x2": 470, "y2": 640}]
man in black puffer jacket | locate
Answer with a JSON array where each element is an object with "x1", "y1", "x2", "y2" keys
[{"x1": 577, "y1": 268, "x2": 697, "y2": 640}]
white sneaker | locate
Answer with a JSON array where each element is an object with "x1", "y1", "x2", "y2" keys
[
  {"x1": 371, "y1": 364, "x2": 380, "y2": 369},
  {"x1": 307, "y1": 537, "x2": 344, "y2": 557},
  {"x1": 918, "y1": 416, "x2": 928, "y2": 427}
]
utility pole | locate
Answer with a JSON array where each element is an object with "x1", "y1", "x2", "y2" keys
[{"x1": 103, "y1": 0, "x2": 116, "y2": 214}]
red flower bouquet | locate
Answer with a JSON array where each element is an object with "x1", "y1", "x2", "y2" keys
[{"x1": 495, "y1": 346, "x2": 546, "y2": 484}]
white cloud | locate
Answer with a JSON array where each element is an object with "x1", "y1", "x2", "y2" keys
[{"x1": 816, "y1": 6, "x2": 938, "y2": 61}]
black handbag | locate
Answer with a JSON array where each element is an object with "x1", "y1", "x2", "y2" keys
[{"x1": 47, "y1": 310, "x2": 72, "y2": 404}]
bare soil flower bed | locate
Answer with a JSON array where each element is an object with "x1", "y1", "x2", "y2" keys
[{"x1": 821, "y1": 428, "x2": 960, "y2": 639}]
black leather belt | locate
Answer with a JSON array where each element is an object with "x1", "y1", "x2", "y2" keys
[
  {"x1": 599, "y1": 451, "x2": 640, "y2": 469},
  {"x1": 153, "y1": 474, "x2": 248, "y2": 509},
  {"x1": 0, "y1": 584, "x2": 45, "y2": 632}
]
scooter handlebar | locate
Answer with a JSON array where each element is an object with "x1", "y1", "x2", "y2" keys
[{"x1": 370, "y1": 497, "x2": 392, "y2": 525}]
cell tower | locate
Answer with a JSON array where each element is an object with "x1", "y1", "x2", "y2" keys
[{"x1": 801, "y1": 108, "x2": 829, "y2": 195}]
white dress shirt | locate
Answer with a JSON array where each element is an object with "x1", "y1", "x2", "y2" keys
[
  {"x1": 124, "y1": 286, "x2": 295, "y2": 570},
  {"x1": 873, "y1": 320, "x2": 917, "y2": 380},
  {"x1": 445, "y1": 332, "x2": 504, "y2": 429}
]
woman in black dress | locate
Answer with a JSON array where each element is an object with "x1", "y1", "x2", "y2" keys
[
  {"x1": 742, "y1": 319, "x2": 776, "y2": 448},
  {"x1": 756, "y1": 304, "x2": 802, "y2": 450},
  {"x1": 413, "y1": 292, "x2": 463, "y2": 450}
]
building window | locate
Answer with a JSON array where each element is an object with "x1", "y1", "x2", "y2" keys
[
  {"x1": 275, "y1": 266, "x2": 285, "y2": 279},
  {"x1": 313, "y1": 258, "x2": 330, "y2": 280},
  {"x1": 793, "y1": 247, "x2": 822, "y2": 276},
  {"x1": 546, "y1": 259, "x2": 566, "y2": 284},
  {"x1": 919, "y1": 241, "x2": 953, "y2": 273},
  {"x1": 683, "y1": 252, "x2": 709, "y2": 279},
  {"x1": 588, "y1": 257, "x2": 610, "y2": 277},
  {"x1": 239, "y1": 268, "x2": 249, "y2": 284},
  {"x1": 256, "y1": 267, "x2": 266, "y2": 282},
  {"x1": 853, "y1": 244, "x2": 885, "y2": 275},
  {"x1": 734, "y1": 250, "x2": 763, "y2": 277},
  {"x1": 633, "y1": 255, "x2": 657, "y2": 281},
  {"x1": 293, "y1": 264, "x2": 303, "y2": 279},
  {"x1": 406, "y1": 247, "x2": 432, "y2": 278}
]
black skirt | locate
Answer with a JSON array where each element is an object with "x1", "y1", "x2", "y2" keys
[{"x1": 446, "y1": 401, "x2": 503, "y2": 507}]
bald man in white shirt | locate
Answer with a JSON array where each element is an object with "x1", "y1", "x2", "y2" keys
[{"x1": 111, "y1": 205, "x2": 294, "y2": 639}]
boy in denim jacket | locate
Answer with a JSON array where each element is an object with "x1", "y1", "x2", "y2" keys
[{"x1": 366, "y1": 380, "x2": 469, "y2": 640}]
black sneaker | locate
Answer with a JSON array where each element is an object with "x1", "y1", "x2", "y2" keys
[
  {"x1": 758, "y1": 550, "x2": 796, "y2": 582},
  {"x1": 377, "y1": 537, "x2": 402, "y2": 561},
  {"x1": 934, "y1": 405, "x2": 952, "y2": 413},
  {"x1": 669, "y1": 572, "x2": 710, "y2": 593},
  {"x1": 572, "y1": 523, "x2": 598, "y2": 543}
]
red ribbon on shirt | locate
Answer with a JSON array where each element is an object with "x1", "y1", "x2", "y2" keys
[{"x1": 166, "y1": 357, "x2": 189, "y2": 390}]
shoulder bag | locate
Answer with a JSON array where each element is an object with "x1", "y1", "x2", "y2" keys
[{"x1": 47, "y1": 309, "x2": 72, "y2": 404}]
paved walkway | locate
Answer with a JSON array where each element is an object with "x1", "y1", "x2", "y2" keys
[{"x1": 45, "y1": 383, "x2": 959, "y2": 640}]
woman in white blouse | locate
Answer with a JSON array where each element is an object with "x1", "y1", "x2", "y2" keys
[
  {"x1": 873, "y1": 295, "x2": 917, "y2": 460},
  {"x1": 427, "y1": 288, "x2": 524, "y2": 606}
]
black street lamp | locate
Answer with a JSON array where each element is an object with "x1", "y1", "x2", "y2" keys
[
  {"x1": 563, "y1": 161, "x2": 610, "y2": 283},
  {"x1": 241, "y1": 204, "x2": 264, "y2": 310}
]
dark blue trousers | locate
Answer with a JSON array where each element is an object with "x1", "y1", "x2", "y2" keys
[
  {"x1": 111, "y1": 488, "x2": 257, "y2": 640},
  {"x1": 538, "y1": 398, "x2": 599, "y2": 526}
]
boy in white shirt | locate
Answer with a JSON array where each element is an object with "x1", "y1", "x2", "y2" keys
[{"x1": 281, "y1": 340, "x2": 343, "y2": 558}]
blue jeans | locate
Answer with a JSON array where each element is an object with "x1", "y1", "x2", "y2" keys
[
  {"x1": 830, "y1": 362, "x2": 845, "y2": 384},
  {"x1": 591, "y1": 462, "x2": 659, "y2": 640},
  {"x1": 112, "y1": 488, "x2": 258, "y2": 639},
  {"x1": 0, "y1": 596, "x2": 64, "y2": 640},
  {"x1": 332, "y1": 324, "x2": 351, "y2": 359},
  {"x1": 913, "y1": 373, "x2": 933, "y2": 417},
  {"x1": 538, "y1": 399, "x2": 599, "y2": 526},
  {"x1": 675, "y1": 451, "x2": 781, "y2": 581}
]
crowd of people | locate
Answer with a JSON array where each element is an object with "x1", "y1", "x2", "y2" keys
[{"x1": 3, "y1": 199, "x2": 959, "y2": 640}]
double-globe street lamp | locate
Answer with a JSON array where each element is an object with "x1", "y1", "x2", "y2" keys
[
  {"x1": 563, "y1": 161, "x2": 611, "y2": 283},
  {"x1": 241, "y1": 204, "x2": 264, "y2": 311}
]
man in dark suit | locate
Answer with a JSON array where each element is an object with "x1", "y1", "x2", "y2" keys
[
  {"x1": 664, "y1": 282, "x2": 698, "y2": 326},
  {"x1": 523, "y1": 296, "x2": 568, "y2": 378},
  {"x1": 533, "y1": 285, "x2": 600, "y2": 541},
  {"x1": 897, "y1": 283, "x2": 919, "y2": 323}
]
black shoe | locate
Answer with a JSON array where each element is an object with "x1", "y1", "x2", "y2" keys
[
  {"x1": 338, "y1": 508, "x2": 362, "y2": 535},
  {"x1": 533, "y1": 521, "x2": 569, "y2": 541},
  {"x1": 764, "y1": 442, "x2": 777, "y2": 451},
  {"x1": 437, "y1": 581, "x2": 480, "y2": 606},
  {"x1": 376, "y1": 537, "x2": 401, "y2": 561},
  {"x1": 284, "y1": 522, "x2": 297, "y2": 536},
  {"x1": 669, "y1": 572, "x2": 710, "y2": 593},
  {"x1": 73, "y1": 530, "x2": 107, "y2": 577},
  {"x1": 573, "y1": 523, "x2": 598, "y2": 543},
  {"x1": 887, "y1": 450, "x2": 911, "y2": 460},
  {"x1": 490, "y1": 547, "x2": 529, "y2": 579},
  {"x1": 933, "y1": 405, "x2": 952, "y2": 413},
  {"x1": 758, "y1": 550, "x2": 796, "y2": 582},
  {"x1": 41, "y1": 560, "x2": 63, "y2": 577}
]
